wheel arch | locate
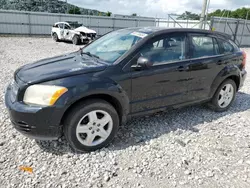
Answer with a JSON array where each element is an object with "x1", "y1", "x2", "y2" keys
[
  {"x1": 226, "y1": 75, "x2": 240, "y2": 90},
  {"x1": 61, "y1": 93, "x2": 128, "y2": 127},
  {"x1": 209, "y1": 66, "x2": 241, "y2": 98}
]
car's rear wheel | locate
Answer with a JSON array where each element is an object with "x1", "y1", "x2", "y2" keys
[
  {"x1": 52, "y1": 33, "x2": 59, "y2": 42},
  {"x1": 72, "y1": 35, "x2": 80, "y2": 45},
  {"x1": 208, "y1": 79, "x2": 236, "y2": 112},
  {"x1": 63, "y1": 99, "x2": 119, "y2": 152}
]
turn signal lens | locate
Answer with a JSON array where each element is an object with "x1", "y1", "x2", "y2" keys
[{"x1": 49, "y1": 88, "x2": 68, "y2": 105}]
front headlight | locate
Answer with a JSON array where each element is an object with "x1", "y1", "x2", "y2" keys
[{"x1": 23, "y1": 85, "x2": 68, "y2": 106}]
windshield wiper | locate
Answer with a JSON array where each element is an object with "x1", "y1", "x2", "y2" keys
[{"x1": 81, "y1": 51, "x2": 100, "y2": 59}]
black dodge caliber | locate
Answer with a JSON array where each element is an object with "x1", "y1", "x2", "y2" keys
[{"x1": 5, "y1": 27, "x2": 247, "y2": 152}]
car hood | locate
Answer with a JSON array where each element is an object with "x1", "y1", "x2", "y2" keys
[
  {"x1": 74, "y1": 26, "x2": 96, "y2": 34},
  {"x1": 16, "y1": 51, "x2": 107, "y2": 84}
]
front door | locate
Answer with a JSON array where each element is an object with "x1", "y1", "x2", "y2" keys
[
  {"x1": 129, "y1": 33, "x2": 193, "y2": 113},
  {"x1": 62, "y1": 23, "x2": 72, "y2": 41},
  {"x1": 57, "y1": 23, "x2": 64, "y2": 39}
]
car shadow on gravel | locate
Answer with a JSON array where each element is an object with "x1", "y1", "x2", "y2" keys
[{"x1": 36, "y1": 92, "x2": 250, "y2": 155}]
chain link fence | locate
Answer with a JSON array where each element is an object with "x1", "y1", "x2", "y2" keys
[
  {"x1": 0, "y1": 10, "x2": 155, "y2": 36},
  {"x1": 1, "y1": 10, "x2": 250, "y2": 47}
]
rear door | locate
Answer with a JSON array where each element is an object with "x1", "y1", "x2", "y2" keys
[
  {"x1": 187, "y1": 33, "x2": 224, "y2": 101},
  {"x1": 129, "y1": 33, "x2": 194, "y2": 113}
]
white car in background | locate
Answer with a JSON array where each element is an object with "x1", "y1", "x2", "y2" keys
[{"x1": 51, "y1": 22, "x2": 97, "y2": 45}]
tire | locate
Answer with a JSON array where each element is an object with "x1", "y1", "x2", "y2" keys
[
  {"x1": 72, "y1": 35, "x2": 80, "y2": 45},
  {"x1": 208, "y1": 79, "x2": 237, "y2": 112},
  {"x1": 82, "y1": 39, "x2": 90, "y2": 44},
  {"x1": 52, "y1": 33, "x2": 59, "y2": 42},
  {"x1": 63, "y1": 99, "x2": 119, "y2": 152}
]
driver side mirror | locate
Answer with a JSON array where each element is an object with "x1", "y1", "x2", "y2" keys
[{"x1": 131, "y1": 56, "x2": 153, "y2": 70}]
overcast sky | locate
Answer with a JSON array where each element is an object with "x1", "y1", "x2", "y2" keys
[{"x1": 67, "y1": 0, "x2": 250, "y2": 17}]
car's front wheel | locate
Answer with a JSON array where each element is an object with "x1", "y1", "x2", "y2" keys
[
  {"x1": 72, "y1": 35, "x2": 80, "y2": 45},
  {"x1": 52, "y1": 33, "x2": 59, "y2": 42},
  {"x1": 208, "y1": 79, "x2": 237, "y2": 112},
  {"x1": 63, "y1": 99, "x2": 119, "y2": 152}
]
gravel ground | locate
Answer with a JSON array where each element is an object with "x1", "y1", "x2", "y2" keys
[{"x1": 0, "y1": 37, "x2": 250, "y2": 188}]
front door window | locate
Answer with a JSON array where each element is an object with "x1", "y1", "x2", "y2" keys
[{"x1": 139, "y1": 35, "x2": 186, "y2": 65}]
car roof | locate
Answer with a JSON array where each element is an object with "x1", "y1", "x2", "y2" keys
[
  {"x1": 123, "y1": 27, "x2": 231, "y2": 40},
  {"x1": 54, "y1": 22, "x2": 70, "y2": 25}
]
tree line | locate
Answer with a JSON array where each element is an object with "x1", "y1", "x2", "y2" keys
[{"x1": 177, "y1": 8, "x2": 250, "y2": 20}]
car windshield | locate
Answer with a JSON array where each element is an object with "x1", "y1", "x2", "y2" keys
[{"x1": 82, "y1": 29, "x2": 147, "y2": 63}]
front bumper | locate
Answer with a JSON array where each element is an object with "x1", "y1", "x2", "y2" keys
[
  {"x1": 80, "y1": 33, "x2": 96, "y2": 41},
  {"x1": 5, "y1": 85, "x2": 63, "y2": 140}
]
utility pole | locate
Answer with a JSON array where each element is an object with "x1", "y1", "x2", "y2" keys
[
  {"x1": 199, "y1": 0, "x2": 208, "y2": 29},
  {"x1": 66, "y1": 0, "x2": 69, "y2": 14},
  {"x1": 246, "y1": 10, "x2": 250, "y2": 20},
  {"x1": 204, "y1": 0, "x2": 211, "y2": 29}
]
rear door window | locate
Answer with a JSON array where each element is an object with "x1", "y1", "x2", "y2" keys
[{"x1": 190, "y1": 35, "x2": 219, "y2": 58}]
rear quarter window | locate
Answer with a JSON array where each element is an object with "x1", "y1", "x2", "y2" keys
[
  {"x1": 218, "y1": 39, "x2": 237, "y2": 54},
  {"x1": 229, "y1": 40, "x2": 240, "y2": 51}
]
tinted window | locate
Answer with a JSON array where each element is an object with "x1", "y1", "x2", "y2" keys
[
  {"x1": 140, "y1": 35, "x2": 186, "y2": 64},
  {"x1": 230, "y1": 40, "x2": 239, "y2": 51},
  {"x1": 64, "y1": 24, "x2": 71, "y2": 30},
  {"x1": 213, "y1": 38, "x2": 220, "y2": 55},
  {"x1": 153, "y1": 39, "x2": 164, "y2": 48},
  {"x1": 221, "y1": 40, "x2": 234, "y2": 54},
  {"x1": 190, "y1": 36, "x2": 219, "y2": 58},
  {"x1": 58, "y1": 23, "x2": 64, "y2": 28}
]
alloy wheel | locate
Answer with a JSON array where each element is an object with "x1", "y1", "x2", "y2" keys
[
  {"x1": 52, "y1": 33, "x2": 58, "y2": 41},
  {"x1": 76, "y1": 110, "x2": 113, "y2": 146},
  {"x1": 217, "y1": 83, "x2": 234, "y2": 108}
]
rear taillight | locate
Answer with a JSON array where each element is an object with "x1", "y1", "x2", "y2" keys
[{"x1": 242, "y1": 51, "x2": 247, "y2": 69}]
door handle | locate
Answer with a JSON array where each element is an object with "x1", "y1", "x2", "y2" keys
[{"x1": 176, "y1": 66, "x2": 189, "y2": 72}]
